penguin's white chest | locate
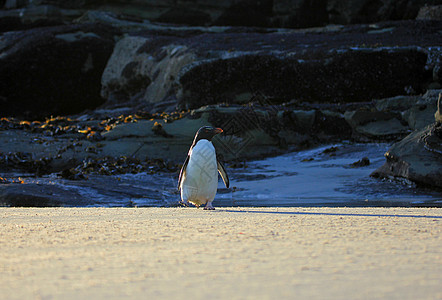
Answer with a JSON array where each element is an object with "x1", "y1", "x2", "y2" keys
[{"x1": 180, "y1": 140, "x2": 218, "y2": 206}]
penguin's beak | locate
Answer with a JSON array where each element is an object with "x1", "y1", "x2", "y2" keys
[{"x1": 214, "y1": 128, "x2": 223, "y2": 134}]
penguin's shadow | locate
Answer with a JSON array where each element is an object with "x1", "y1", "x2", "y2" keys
[{"x1": 219, "y1": 209, "x2": 442, "y2": 219}]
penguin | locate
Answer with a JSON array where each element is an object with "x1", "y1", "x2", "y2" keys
[{"x1": 178, "y1": 126, "x2": 229, "y2": 210}]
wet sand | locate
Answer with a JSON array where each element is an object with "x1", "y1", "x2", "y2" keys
[{"x1": 1, "y1": 207, "x2": 441, "y2": 299}]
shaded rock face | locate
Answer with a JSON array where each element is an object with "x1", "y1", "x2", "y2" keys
[
  {"x1": 0, "y1": 5, "x2": 440, "y2": 117},
  {"x1": 100, "y1": 20, "x2": 440, "y2": 110},
  {"x1": 0, "y1": 24, "x2": 117, "y2": 118},
  {"x1": 178, "y1": 50, "x2": 429, "y2": 108},
  {"x1": 4, "y1": 0, "x2": 442, "y2": 28}
]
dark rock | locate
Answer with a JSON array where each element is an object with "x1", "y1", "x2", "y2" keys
[
  {"x1": 0, "y1": 5, "x2": 75, "y2": 32},
  {"x1": 434, "y1": 59, "x2": 442, "y2": 84},
  {"x1": 344, "y1": 108, "x2": 410, "y2": 139},
  {"x1": 5, "y1": 0, "x2": 442, "y2": 29},
  {"x1": 213, "y1": 0, "x2": 273, "y2": 27},
  {"x1": 1, "y1": 8, "x2": 438, "y2": 119},
  {"x1": 284, "y1": 110, "x2": 316, "y2": 133},
  {"x1": 371, "y1": 122, "x2": 442, "y2": 188},
  {"x1": 0, "y1": 183, "x2": 88, "y2": 207},
  {"x1": 157, "y1": 7, "x2": 212, "y2": 26},
  {"x1": 152, "y1": 121, "x2": 173, "y2": 138},
  {"x1": 416, "y1": 5, "x2": 442, "y2": 20},
  {"x1": 326, "y1": 0, "x2": 435, "y2": 24},
  {"x1": 353, "y1": 118, "x2": 410, "y2": 139},
  {"x1": 101, "y1": 35, "x2": 194, "y2": 107},
  {"x1": 403, "y1": 89, "x2": 440, "y2": 130},
  {"x1": 100, "y1": 20, "x2": 440, "y2": 110},
  {"x1": 350, "y1": 157, "x2": 370, "y2": 167},
  {"x1": 322, "y1": 146, "x2": 339, "y2": 154},
  {"x1": 0, "y1": 23, "x2": 117, "y2": 119},
  {"x1": 280, "y1": 109, "x2": 352, "y2": 139},
  {"x1": 272, "y1": 0, "x2": 328, "y2": 28},
  {"x1": 374, "y1": 95, "x2": 420, "y2": 112},
  {"x1": 0, "y1": 152, "x2": 52, "y2": 175},
  {"x1": 314, "y1": 110, "x2": 352, "y2": 137},
  {"x1": 178, "y1": 49, "x2": 429, "y2": 108},
  {"x1": 4, "y1": 0, "x2": 83, "y2": 9},
  {"x1": 60, "y1": 168, "x2": 86, "y2": 180},
  {"x1": 301, "y1": 157, "x2": 314, "y2": 162}
]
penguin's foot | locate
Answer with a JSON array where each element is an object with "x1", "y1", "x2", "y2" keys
[
  {"x1": 204, "y1": 203, "x2": 215, "y2": 210},
  {"x1": 179, "y1": 201, "x2": 189, "y2": 207}
]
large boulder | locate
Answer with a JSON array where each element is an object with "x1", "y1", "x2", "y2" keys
[
  {"x1": 374, "y1": 95, "x2": 420, "y2": 111},
  {"x1": 101, "y1": 20, "x2": 440, "y2": 110},
  {"x1": 371, "y1": 122, "x2": 442, "y2": 188},
  {"x1": 101, "y1": 35, "x2": 196, "y2": 107},
  {"x1": 178, "y1": 49, "x2": 428, "y2": 109},
  {"x1": 344, "y1": 109, "x2": 409, "y2": 139},
  {"x1": 0, "y1": 23, "x2": 117, "y2": 118},
  {"x1": 403, "y1": 89, "x2": 441, "y2": 130}
]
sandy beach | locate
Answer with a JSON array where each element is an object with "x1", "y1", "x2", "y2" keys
[{"x1": 1, "y1": 207, "x2": 441, "y2": 299}]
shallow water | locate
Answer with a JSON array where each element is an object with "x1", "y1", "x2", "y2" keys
[
  {"x1": 2, "y1": 143, "x2": 441, "y2": 207},
  {"x1": 218, "y1": 143, "x2": 442, "y2": 207}
]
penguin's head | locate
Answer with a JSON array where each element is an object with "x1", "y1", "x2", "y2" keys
[{"x1": 193, "y1": 126, "x2": 223, "y2": 144}]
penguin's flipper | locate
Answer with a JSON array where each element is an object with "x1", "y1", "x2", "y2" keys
[
  {"x1": 178, "y1": 155, "x2": 189, "y2": 191},
  {"x1": 217, "y1": 161, "x2": 230, "y2": 188}
]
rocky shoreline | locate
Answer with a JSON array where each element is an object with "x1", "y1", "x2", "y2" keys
[
  {"x1": 1, "y1": 2, "x2": 442, "y2": 206},
  {"x1": 1, "y1": 89, "x2": 440, "y2": 190}
]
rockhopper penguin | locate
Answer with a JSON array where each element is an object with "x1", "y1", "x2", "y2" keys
[{"x1": 178, "y1": 126, "x2": 229, "y2": 210}]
